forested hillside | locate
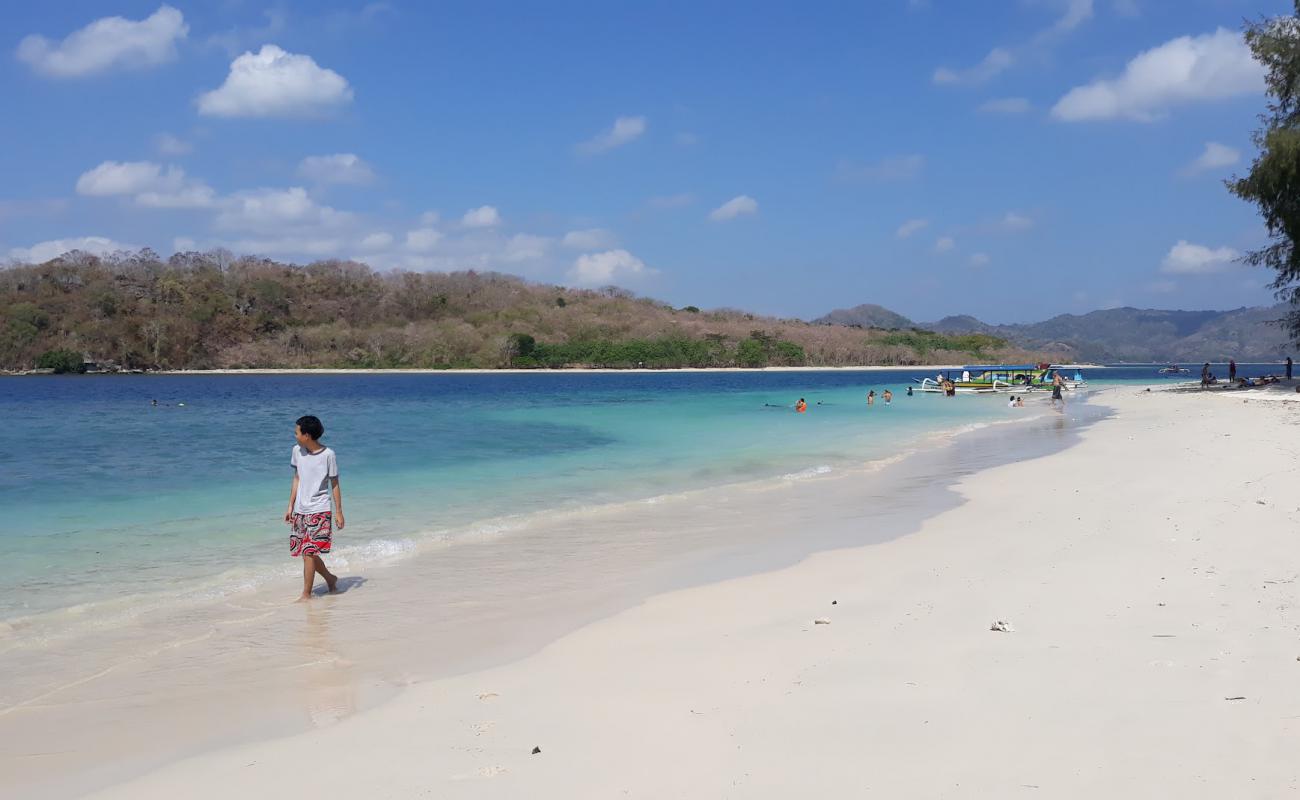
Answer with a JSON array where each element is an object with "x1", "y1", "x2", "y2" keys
[{"x1": 0, "y1": 249, "x2": 1051, "y2": 371}]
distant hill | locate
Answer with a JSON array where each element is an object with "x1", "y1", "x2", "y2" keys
[
  {"x1": 815, "y1": 303, "x2": 1292, "y2": 362},
  {"x1": 814, "y1": 303, "x2": 916, "y2": 330}
]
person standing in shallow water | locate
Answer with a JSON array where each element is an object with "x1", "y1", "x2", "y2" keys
[
  {"x1": 1229, "y1": 359, "x2": 1237, "y2": 382},
  {"x1": 1288, "y1": 357, "x2": 1293, "y2": 380},
  {"x1": 286, "y1": 415, "x2": 343, "y2": 601}
]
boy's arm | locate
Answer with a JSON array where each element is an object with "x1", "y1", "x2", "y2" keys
[
  {"x1": 285, "y1": 474, "x2": 299, "y2": 523},
  {"x1": 330, "y1": 477, "x2": 344, "y2": 529}
]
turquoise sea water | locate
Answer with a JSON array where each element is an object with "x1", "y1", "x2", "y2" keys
[{"x1": 0, "y1": 364, "x2": 1274, "y2": 639}]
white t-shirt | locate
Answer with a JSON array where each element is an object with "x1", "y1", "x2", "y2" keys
[{"x1": 291, "y1": 445, "x2": 338, "y2": 514}]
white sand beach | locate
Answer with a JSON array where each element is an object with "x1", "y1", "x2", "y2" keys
[{"x1": 77, "y1": 384, "x2": 1300, "y2": 799}]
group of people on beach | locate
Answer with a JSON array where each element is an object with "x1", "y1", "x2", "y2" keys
[{"x1": 1201, "y1": 357, "x2": 1294, "y2": 389}]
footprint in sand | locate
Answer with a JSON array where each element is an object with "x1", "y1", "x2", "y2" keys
[{"x1": 471, "y1": 721, "x2": 496, "y2": 736}]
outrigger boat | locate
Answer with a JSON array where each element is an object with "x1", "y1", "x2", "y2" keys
[
  {"x1": 914, "y1": 364, "x2": 1087, "y2": 395},
  {"x1": 1157, "y1": 365, "x2": 1191, "y2": 374}
]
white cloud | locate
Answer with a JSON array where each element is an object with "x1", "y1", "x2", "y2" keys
[
  {"x1": 297, "y1": 153, "x2": 376, "y2": 185},
  {"x1": 173, "y1": 236, "x2": 197, "y2": 252},
  {"x1": 562, "y1": 228, "x2": 617, "y2": 250},
  {"x1": 708, "y1": 195, "x2": 758, "y2": 222},
  {"x1": 9, "y1": 236, "x2": 138, "y2": 263},
  {"x1": 934, "y1": 236, "x2": 956, "y2": 253},
  {"x1": 577, "y1": 116, "x2": 647, "y2": 155},
  {"x1": 1181, "y1": 141, "x2": 1240, "y2": 175},
  {"x1": 359, "y1": 232, "x2": 393, "y2": 250},
  {"x1": 1160, "y1": 240, "x2": 1240, "y2": 274},
  {"x1": 567, "y1": 249, "x2": 653, "y2": 286},
  {"x1": 1046, "y1": 0, "x2": 1094, "y2": 35},
  {"x1": 896, "y1": 218, "x2": 929, "y2": 239},
  {"x1": 1051, "y1": 28, "x2": 1264, "y2": 122},
  {"x1": 461, "y1": 205, "x2": 501, "y2": 228},
  {"x1": 836, "y1": 154, "x2": 925, "y2": 182},
  {"x1": 1147, "y1": 279, "x2": 1178, "y2": 294},
  {"x1": 675, "y1": 132, "x2": 699, "y2": 147},
  {"x1": 502, "y1": 233, "x2": 553, "y2": 263},
  {"x1": 647, "y1": 193, "x2": 695, "y2": 209},
  {"x1": 998, "y1": 211, "x2": 1033, "y2": 232},
  {"x1": 136, "y1": 184, "x2": 217, "y2": 209},
  {"x1": 935, "y1": 2, "x2": 1094, "y2": 88},
  {"x1": 77, "y1": 161, "x2": 181, "y2": 196},
  {"x1": 404, "y1": 228, "x2": 443, "y2": 252},
  {"x1": 75, "y1": 160, "x2": 214, "y2": 208},
  {"x1": 16, "y1": 5, "x2": 187, "y2": 78},
  {"x1": 216, "y1": 187, "x2": 351, "y2": 232},
  {"x1": 979, "y1": 97, "x2": 1031, "y2": 114},
  {"x1": 418, "y1": 210, "x2": 441, "y2": 226},
  {"x1": 197, "y1": 45, "x2": 354, "y2": 118},
  {"x1": 970, "y1": 252, "x2": 991, "y2": 267},
  {"x1": 155, "y1": 132, "x2": 192, "y2": 156},
  {"x1": 933, "y1": 48, "x2": 1013, "y2": 86}
]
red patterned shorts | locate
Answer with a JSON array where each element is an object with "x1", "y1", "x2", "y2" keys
[{"x1": 290, "y1": 512, "x2": 333, "y2": 557}]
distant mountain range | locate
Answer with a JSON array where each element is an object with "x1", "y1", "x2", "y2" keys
[{"x1": 813, "y1": 303, "x2": 1294, "y2": 362}]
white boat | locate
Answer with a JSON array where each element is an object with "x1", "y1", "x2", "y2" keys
[{"x1": 915, "y1": 364, "x2": 1087, "y2": 395}]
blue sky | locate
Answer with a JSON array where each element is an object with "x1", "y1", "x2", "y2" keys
[{"x1": 0, "y1": 0, "x2": 1290, "y2": 322}]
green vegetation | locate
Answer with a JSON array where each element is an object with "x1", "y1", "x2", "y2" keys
[
  {"x1": 878, "y1": 330, "x2": 1007, "y2": 359},
  {"x1": 1230, "y1": 3, "x2": 1300, "y2": 340},
  {"x1": 35, "y1": 349, "x2": 85, "y2": 373},
  {"x1": 0, "y1": 249, "x2": 1044, "y2": 371}
]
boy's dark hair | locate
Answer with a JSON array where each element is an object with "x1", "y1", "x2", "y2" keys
[{"x1": 296, "y1": 415, "x2": 324, "y2": 440}]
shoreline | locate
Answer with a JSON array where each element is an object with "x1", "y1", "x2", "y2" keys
[
  {"x1": 83, "y1": 385, "x2": 1300, "y2": 798},
  {"x1": 2, "y1": 363, "x2": 1108, "y2": 377},
  {"x1": 3, "y1": 396, "x2": 1091, "y2": 798}
]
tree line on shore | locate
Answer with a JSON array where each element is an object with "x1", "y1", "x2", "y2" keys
[{"x1": 0, "y1": 249, "x2": 1045, "y2": 372}]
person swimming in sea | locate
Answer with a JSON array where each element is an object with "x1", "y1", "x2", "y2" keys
[
  {"x1": 795, "y1": 398, "x2": 807, "y2": 413},
  {"x1": 866, "y1": 390, "x2": 875, "y2": 406},
  {"x1": 906, "y1": 386, "x2": 913, "y2": 397},
  {"x1": 882, "y1": 389, "x2": 893, "y2": 405}
]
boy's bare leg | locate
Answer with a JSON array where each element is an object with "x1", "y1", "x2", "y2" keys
[
  {"x1": 313, "y1": 556, "x2": 339, "y2": 592},
  {"x1": 297, "y1": 555, "x2": 315, "y2": 601}
]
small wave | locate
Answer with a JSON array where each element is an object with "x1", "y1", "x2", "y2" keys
[
  {"x1": 329, "y1": 537, "x2": 418, "y2": 569},
  {"x1": 780, "y1": 465, "x2": 833, "y2": 481}
]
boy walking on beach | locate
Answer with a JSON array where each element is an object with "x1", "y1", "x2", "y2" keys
[{"x1": 286, "y1": 415, "x2": 343, "y2": 601}]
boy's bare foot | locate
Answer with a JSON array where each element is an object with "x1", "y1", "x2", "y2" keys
[
  {"x1": 325, "y1": 573, "x2": 339, "y2": 593},
  {"x1": 295, "y1": 593, "x2": 312, "y2": 603}
]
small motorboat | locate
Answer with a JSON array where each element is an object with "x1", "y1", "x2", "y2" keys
[{"x1": 1158, "y1": 365, "x2": 1190, "y2": 375}]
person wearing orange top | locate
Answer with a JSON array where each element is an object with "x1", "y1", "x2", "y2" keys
[{"x1": 795, "y1": 398, "x2": 807, "y2": 413}]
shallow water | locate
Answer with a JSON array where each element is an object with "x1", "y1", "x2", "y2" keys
[
  {"x1": 0, "y1": 370, "x2": 1007, "y2": 634},
  {"x1": 0, "y1": 367, "x2": 1251, "y2": 796},
  {"x1": 0, "y1": 365, "x2": 1272, "y2": 640}
]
